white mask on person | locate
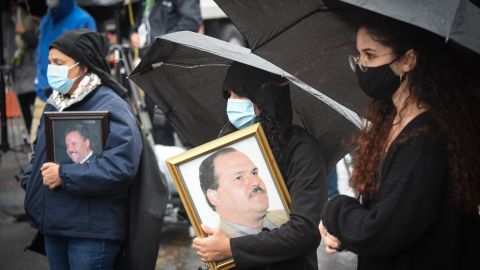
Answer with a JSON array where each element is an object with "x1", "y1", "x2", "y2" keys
[{"x1": 226, "y1": 98, "x2": 256, "y2": 129}]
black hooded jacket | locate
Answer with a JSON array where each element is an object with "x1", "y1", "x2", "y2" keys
[{"x1": 221, "y1": 62, "x2": 328, "y2": 270}]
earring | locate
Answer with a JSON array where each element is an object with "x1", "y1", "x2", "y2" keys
[{"x1": 400, "y1": 72, "x2": 405, "y2": 83}]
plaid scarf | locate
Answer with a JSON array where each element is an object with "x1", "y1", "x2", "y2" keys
[{"x1": 48, "y1": 73, "x2": 102, "y2": 112}]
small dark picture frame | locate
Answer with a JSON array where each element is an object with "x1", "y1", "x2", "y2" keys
[{"x1": 44, "y1": 111, "x2": 109, "y2": 164}]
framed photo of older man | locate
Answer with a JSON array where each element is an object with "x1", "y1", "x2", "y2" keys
[
  {"x1": 44, "y1": 111, "x2": 109, "y2": 164},
  {"x1": 166, "y1": 123, "x2": 291, "y2": 270}
]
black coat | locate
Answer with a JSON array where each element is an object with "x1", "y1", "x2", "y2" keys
[
  {"x1": 116, "y1": 134, "x2": 169, "y2": 270},
  {"x1": 322, "y1": 113, "x2": 480, "y2": 270},
  {"x1": 221, "y1": 63, "x2": 328, "y2": 270},
  {"x1": 132, "y1": 0, "x2": 201, "y2": 42},
  {"x1": 230, "y1": 126, "x2": 327, "y2": 270}
]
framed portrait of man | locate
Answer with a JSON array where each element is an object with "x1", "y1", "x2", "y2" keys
[
  {"x1": 166, "y1": 123, "x2": 291, "y2": 270},
  {"x1": 44, "y1": 111, "x2": 109, "y2": 164}
]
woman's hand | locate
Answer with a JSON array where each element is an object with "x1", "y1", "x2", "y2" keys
[
  {"x1": 41, "y1": 162, "x2": 61, "y2": 190},
  {"x1": 319, "y1": 220, "x2": 342, "y2": 254},
  {"x1": 192, "y1": 224, "x2": 232, "y2": 262}
]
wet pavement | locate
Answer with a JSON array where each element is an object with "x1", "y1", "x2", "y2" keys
[
  {"x1": 0, "y1": 142, "x2": 49, "y2": 270},
  {"x1": 155, "y1": 224, "x2": 203, "y2": 269}
]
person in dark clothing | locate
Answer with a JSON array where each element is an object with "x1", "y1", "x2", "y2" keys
[
  {"x1": 319, "y1": 13, "x2": 480, "y2": 270},
  {"x1": 192, "y1": 62, "x2": 328, "y2": 270},
  {"x1": 130, "y1": 0, "x2": 201, "y2": 52},
  {"x1": 130, "y1": 0, "x2": 201, "y2": 146},
  {"x1": 21, "y1": 30, "x2": 142, "y2": 270}
]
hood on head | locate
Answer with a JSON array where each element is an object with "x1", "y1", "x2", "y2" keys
[
  {"x1": 50, "y1": 0, "x2": 75, "y2": 23},
  {"x1": 222, "y1": 62, "x2": 293, "y2": 132},
  {"x1": 50, "y1": 29, "x2": 127, "y2": 97}
]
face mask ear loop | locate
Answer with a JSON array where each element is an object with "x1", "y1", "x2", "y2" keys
[
  {"x1": 68, "y1": 62, "x2": 80, "y2": 70},
  {"x1": 68, "y1": 62, "x2": 82, "y2": 84}
]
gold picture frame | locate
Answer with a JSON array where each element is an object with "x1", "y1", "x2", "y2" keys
[{"x1": 166, "y1": 123, "x2": 291, "y2": 270}]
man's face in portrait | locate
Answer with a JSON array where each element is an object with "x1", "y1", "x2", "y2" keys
[
  {"x1": 65, "y1": 130, "x2": 91, "y2": 164},
  {"x1": 208, "y1": 151, "x2": 269, "y2": 217}
]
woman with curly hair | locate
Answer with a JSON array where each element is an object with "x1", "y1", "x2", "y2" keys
[{"x1": 319, "y1": 13, "x2": 480, "y2": 270}]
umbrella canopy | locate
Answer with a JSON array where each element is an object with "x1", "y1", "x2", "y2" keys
[
  {"x1": 214, "y1": 0, "x2": 369, "y2": 115},
  {"x1": 129, "y1": 31, "x2": 362, "y2": 170},
  {"x1": 214, "y1": 0, "x2": 480, "y2": 110},
  {"x1": 336, "y1": 0, "x2": 480, "y2": 55}
]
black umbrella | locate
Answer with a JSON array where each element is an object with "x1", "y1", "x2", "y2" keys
[
  {"x1": 214, "y1": 0, "x2": 369, "y2": 115},
  {"x1": 129, "y1": 31, "x2": 362, "y2": 170},
  {"x1": 336, "y1": 0, "x2": 480, "y2": 55},
  {"x1": 214, "y1": 0, "x2": 480, "y2": 112},
  {"x1": 334, "y1": 0, "x2": 480, "y2": 87}
]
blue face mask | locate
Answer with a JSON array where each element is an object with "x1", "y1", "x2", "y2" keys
[
  {"x1": 47, "y1": 62, "x2": 79, "y2": 94},
  {"x1": 227, "y1": 98, "x2": 256, "y2": 129}
]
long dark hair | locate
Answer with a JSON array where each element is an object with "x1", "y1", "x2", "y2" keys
[{"x1": 350, "y1": 13, "x2": 480, "y2": 215}]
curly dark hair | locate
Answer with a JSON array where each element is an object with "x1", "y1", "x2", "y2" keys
[{"x1": 350, "y1": 14, "x2": 480, "y2": 215}]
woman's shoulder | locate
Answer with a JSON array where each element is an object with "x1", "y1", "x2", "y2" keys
[
  {"x1": 77, "y1": 86, "x2": 132, "y2": 116},
  {"x1": 395, "y1": 112, "x2": 446, "y2": 146},
  {"x1": 285, "y1": 125, "x2": 317, "y2": 141},
  {"x1": 284, "y1": 126, "x2": 322, "y2": 152},
  {"x1": 385, "y1": 114, "x2": 448, "y2": 173},
  {"x1": 284, "y1": 125, "x2": 327, "y2": 162},
  {"x1": 91, "y1": 85, "x2": 128, "y2": 105}
]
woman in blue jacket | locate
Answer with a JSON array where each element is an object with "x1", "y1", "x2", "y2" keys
[{"x1": 21, "y1": 30, "x2": 142, "y2": 270}]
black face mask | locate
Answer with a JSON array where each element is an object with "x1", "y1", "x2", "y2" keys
[{"x1": 355, "y1": 57, "x2": 401, "y2": 100}]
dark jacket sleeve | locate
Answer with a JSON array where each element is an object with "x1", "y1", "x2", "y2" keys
[
  {"x1": 130, "y1": 0, "x2": 145, "y2": 33},
  {"x1": 168, "y1": 0, "x2": 201, "y2": 33},
  {"x1": 58, "y1": 101, "x2": 142, "y2": 196},
  {"x1": 230, "y1": 130, "x2": 327, "y2": 268},
  {"x1": 20, "y1": 147, "x2": 36, "y2": 190},
  {"x1": 321, "y1": 135, "x2": 448, "y2": 257}
]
